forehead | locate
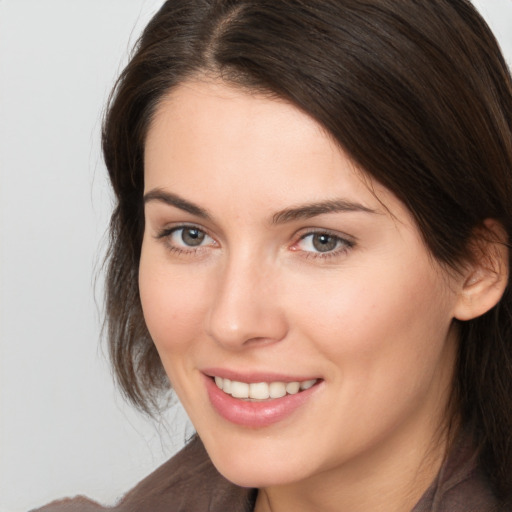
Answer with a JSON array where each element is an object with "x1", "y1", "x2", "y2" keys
[
  {"x1": 145, "y1": 79, "x2": 332, "y2": 169},
  {"x1": 143, "y1": 79, "x2": 403, "y2": 222}
]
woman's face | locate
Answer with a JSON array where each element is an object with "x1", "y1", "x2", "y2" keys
[{"x1": 140, "y1": 80, "x2": 463, "y2": 488}]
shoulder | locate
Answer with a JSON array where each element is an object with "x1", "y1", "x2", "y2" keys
[
  {"x1": 413, "y1": 431, "x2": 510, "y2": 512},
  {"x1": 32, "y1": 437, "x2": 256, "y2": 512},
  {"x1": 114, "y1": 435, "x2": 256, "y2": 512},
  {"x1": 30, "y1": 496, "x2": 108, "y2": 512}
]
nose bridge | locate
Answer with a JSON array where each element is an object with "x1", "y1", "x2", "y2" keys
[{"x1": 206, "y1": 246, "x2": 287, "y2": 349}]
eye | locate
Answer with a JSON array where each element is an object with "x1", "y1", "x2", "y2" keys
[
  {"x1": 157, "y1": 225, "x2": 215, "y2": 251},
  {"x1": 295, "y1": 231, "x2": 353, "y2": 255},
  {"x1": 174, "y1": 227, "x2": 208, "y2": 247}
]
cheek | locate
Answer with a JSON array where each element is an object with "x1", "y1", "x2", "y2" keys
[
  {"x1": 290, "y1": 257, "x2": 455, "y2": 376},
  {"x1": 287, "y1": 262, "x2": 458, "y2": 440},
  {"x1": 138, "y1": 249, "x2": 210, "y2": 355}
]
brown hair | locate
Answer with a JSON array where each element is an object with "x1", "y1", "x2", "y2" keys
[{"x1": 102, "y1": 0, "x2": 512, "y2": 498}]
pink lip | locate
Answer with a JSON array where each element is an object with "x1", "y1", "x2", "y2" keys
[
  {"x1": 202, "y1": 367, "x2": 318, "y2": 383},
  {"x1": 203, "y1": 373, "x2": 321, "y2": 428}
]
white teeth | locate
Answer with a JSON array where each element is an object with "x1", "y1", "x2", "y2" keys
[
  {"x1": 249, "y1": 382, "x2": 270, "y2": 400},
  {"x1": 285, "y1": 381, "x2": 300, "y2": 395},
  {"x1": 222, "y1": 378, "x2": 232, "y2": 394},
  {"x1": 231, "y1": 381, "x2": 249, "y2": 398},
  {"x1": 214, "y1": 376, "x2": 223, "y2": 390},
  {"x1": 300, "y1": 379, "x2": 316, "y2": 390},
  {"x1": 214, "y1": 377, "x2": 317, "y2": 399},
  {"x1": 269, "y1": 382, "x2": 287, "y2": 398}
]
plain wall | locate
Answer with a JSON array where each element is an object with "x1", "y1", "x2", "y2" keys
[
  {"x1": 0, "y1": 1, "x2": 510, "y2": 511},
  {"x1": 0, "y1": 2, "x2": 191, "y2": 512}
]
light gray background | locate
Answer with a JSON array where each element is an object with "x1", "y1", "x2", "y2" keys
[{"x1": 0, "y1": 1, "x2": 511, "y2": 511}]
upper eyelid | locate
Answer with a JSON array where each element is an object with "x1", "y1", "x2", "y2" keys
[
  {"x1": 155, "y1": 222, "x2": 212, "y2": 238},
  {"x1": 295, "y1": 227, "x2": 356, "y2": 243},
  {"x1": 155, "y1": 225, "x2": 216, "y2": 248},
  {"x1": 295, "y1": 233, "x2": 354, "y2": 248},
  {"x1": 154, "y1": 223, "x2": 356, "y2": 249},
  {"x1": 156, "y1": 226, "x2": 217, "y2": 254}
]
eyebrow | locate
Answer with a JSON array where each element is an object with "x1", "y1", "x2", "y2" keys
[
  {"x1": 144, "y1": 189, "x2": 211, "y2": 219},
  {"x1": 143, "y1": 188, "x2": 378, "y2": 223},
  {"x1": 272, "y1": 199, "x2": 378, "y2": 224}
]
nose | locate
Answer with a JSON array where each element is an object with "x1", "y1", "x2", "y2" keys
[{"x1": 205, "y1": 252, "x2": 288, "y2": 350}]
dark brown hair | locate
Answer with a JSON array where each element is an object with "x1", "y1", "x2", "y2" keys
[{"x1": 102, "y1": 0, "x2": 512, "y2": 498}]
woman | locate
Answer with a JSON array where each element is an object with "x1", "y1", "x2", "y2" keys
[{"x1": 36, "y1": 0, "x2": 512, "y2": 510}]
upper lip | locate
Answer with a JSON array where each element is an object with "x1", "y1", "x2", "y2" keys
[{"x1": 202, "y1": 368, "x2": 320, "y2": 383}]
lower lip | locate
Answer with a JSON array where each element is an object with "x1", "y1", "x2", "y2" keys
[{"x1": 204, "y1": 375, "x2": 321, "y2": 428}]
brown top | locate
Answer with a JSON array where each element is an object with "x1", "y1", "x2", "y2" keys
[{"x1": 32, "y1": 434, "x2": 507, "y2": 512}]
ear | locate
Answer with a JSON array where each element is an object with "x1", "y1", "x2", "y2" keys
[{"x1": 454, "y1": 219, "x2": 509, "y2": 321}]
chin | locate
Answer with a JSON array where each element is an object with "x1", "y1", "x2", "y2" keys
[
  {"x1": 202, "y1": 436, "x2": 316, "y2": 489},
  {"x1": 215, "y1": 459, "x2": 305, "y2": 489}
]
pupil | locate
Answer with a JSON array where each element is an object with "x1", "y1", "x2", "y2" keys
[
  {"x1": 182, "y1": 228, "x2": 205, "y2": 246},
  {"x1": 312, "y1": 234, "x2": 337, "y2": 252}
]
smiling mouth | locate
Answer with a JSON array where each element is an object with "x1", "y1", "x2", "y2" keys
[{"x1": 213, "y1": 376, "x2": 318, "y2": 400}]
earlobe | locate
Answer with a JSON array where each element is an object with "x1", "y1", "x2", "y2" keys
[{"x1": 454, "y1": 219, "x2": 509, "y2": 322}]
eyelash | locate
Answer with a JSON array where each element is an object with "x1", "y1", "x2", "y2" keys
[
  {"x1": 155, "y1": 225, "x2": 355, "y2": 260},
  {"x1": 293, "y1": 230, "x2": 355, "y2": 260},
  {"x1": 156, "y1": 225, "x2": 216, "y2": 256}
]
